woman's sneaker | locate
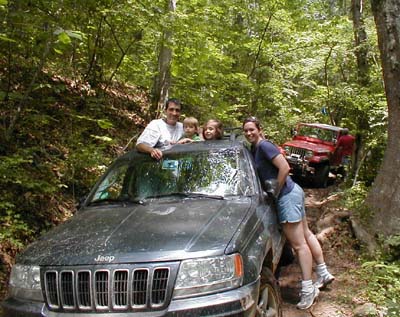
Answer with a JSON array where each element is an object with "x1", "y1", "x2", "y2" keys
[
  {"x1": 314, "y1": 273, "x2": 335, "y2": 289},
  {"x1": 296, "y1": 286, "x2": 319, "y2": 310}
]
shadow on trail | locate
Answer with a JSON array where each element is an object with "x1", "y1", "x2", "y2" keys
[{"x1": 291, "y1": 175, "x2": 342, "y2": 190}]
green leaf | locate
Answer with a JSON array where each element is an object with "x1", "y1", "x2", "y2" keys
[
  {"x1": 97, "y1": 119, "x2": 113, "y2": 129},
  {"x1": 58, "y1": 32, "x2": 71, "y2": 45},
  {"x1": 0, "y1": 34, "x2": 16, "y2": 43},
  {"x1": 65, "y1": 30, "x2": 85, "y2": 41},
  {"x1": 0, "y1": 0, "x2": 7, "y2": 5},
  {"x1": 53, "y1": 48, "x2": 64, "y2": 55},
  {"x1": 90, "y1": 135, "x2": 113, "y2": 142}
]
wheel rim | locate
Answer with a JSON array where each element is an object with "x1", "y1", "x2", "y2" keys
[{"x1": 257, "y1": 284, "x2": 279, "y2": 317}]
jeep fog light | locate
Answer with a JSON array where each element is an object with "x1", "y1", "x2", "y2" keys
[
  {"x1": 9, "y1": 264, "x2": 43, "y2": 301},
  {"x1": 173, "y1": 254, "x2": 243, "y2": 299}
]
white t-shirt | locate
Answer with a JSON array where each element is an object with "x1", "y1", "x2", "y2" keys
[{"x1": 136, "y1": 119, "x2": 184, "y2": 150}]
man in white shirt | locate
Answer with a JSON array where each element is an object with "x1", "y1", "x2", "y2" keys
[{"x1": 136, "y1": 98, "x2": 184, "y2": 160}]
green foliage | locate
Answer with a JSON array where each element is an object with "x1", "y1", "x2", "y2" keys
[
  {"x1": 344, "y1": 182, "x2": 375, "y2": 227},
  {"x1": 344, "y1": 182, "x2": 369, "y2": 210},
  {"x1": 0, "y1": 152, "x2": 56, "y2": 248},
  {"x1": 381, "y1": 235, "x2": 400, "y2": 262},
  {"x1": 343, "y1": 183, "x2": 399, "y2": 311},
  {"x1": 0, "y1": 68, "x2": 142, "y2": 254},
  {"x1": 357, "y1": 261, "x2": 400, "y2": 313},
  {"x1": 0, "y1": 201, "x2": 33, "y2": 249}
]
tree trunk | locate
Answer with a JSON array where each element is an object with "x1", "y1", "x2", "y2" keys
[
  {"x1": 351, "y1": 0, "x2": 370, "y2": 177},
  {"x1": 85, "y1": 16, "x2": 105, "y2": 88},
  {"x1": 367, "y1": 0, "x2": 400, "y2": 237},
  {"x1": 351, "y1": 0, "x2": 369, "y2": 85},
  {"x1": 150, "y1": 0, "x2": 177, "y2": 120}
]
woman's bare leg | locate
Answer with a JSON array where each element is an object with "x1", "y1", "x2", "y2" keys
[
  {"x1": 302, "y1": 217, "x2": 325, "y2": 265},
  {"x1": 302, "y1": 217, "x2": 335, "y2": 288},
  {"x1": 282, "y1": 220, "x2": 313, "y2": 280}
]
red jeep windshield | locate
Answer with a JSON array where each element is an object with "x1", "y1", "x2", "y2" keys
[{"x1": 296, "y1": 126, "x2": 337, "y2": 143}]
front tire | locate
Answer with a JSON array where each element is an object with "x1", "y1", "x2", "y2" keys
[
  {"x1": 313, "y1": 164, "x2": 330, "y2": 188},
  {"x1": 256, "y1": 267, "x2": 282, "y2": 317}
]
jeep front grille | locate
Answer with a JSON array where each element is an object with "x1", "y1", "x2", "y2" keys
[
  {"x1": 286, "y1": 146, "x2": 307, "y2": 159},
  {"x1": 43, "y1": 263, "x2": 178, "y2": 312}
]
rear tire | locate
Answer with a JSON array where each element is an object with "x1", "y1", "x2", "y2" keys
[
  {"x1": 313, "y1": 164, "x2": 329, "y2": 188},
  {"x1": 256, "y1": 267, "x2": 282, "y2": 317}
]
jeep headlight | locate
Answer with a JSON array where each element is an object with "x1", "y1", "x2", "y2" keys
[
  {"x1": 173, "y1": 254, "x2": 243, "y2": 299},
  {"x1": 305, "y1": 150, "x2": 313, "y2": 160},
  {"x1": 283, "y1": 146, "x2": 291, "y2": 155},
  {"x1": 9, "y1": 264, "x2": 43, "y2": 301}
]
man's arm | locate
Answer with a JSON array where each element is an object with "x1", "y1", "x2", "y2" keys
[{"x1": 136, "y1": 143, "x2": 163, "y2": 160}]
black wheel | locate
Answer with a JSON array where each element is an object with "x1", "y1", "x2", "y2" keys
[
  {"x1": 313, "y1": 164, "x2": 329, "y2": 188},
  {"x1": 256, "y1": 267, "x2": 282, "y2": 317},
  {"x1": 336, "y1": 165, "x2": 347, "y2": 179}
]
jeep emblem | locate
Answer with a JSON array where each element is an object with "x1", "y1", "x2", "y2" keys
[{"x1": 94, "y1": 255, "x2": 115, "y2": 263}]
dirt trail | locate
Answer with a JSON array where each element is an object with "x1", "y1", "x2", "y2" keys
[{"x1": 279, "y1": 186, "x2": 362, "y2": 317}]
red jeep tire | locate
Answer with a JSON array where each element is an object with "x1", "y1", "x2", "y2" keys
[{"x1": 313, "y1": 164, "x2": 330, "y2": 188}]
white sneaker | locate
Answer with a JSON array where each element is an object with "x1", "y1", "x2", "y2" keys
[
  {"x1": 297, "y1": 286, "x2": 319, "y2": 310},
  {"x1": 314, "y1": 273, "x2": 335, "y2": 289}
]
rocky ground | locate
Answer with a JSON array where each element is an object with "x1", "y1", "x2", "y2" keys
[{"x1": 278, "y1": 185, "x2": 376, "y2": 317}]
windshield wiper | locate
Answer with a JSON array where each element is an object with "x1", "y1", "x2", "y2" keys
[
  {"x1": 88, "y1": 197, "x2": 144, "y2": 206},
  {"x1": 143, "y1": 193, "x2": 188, "y2": 200},
  {"x1": 143, "y1": 192, "x2": 224, "y2": 200},
  {"x1": 185, "y1": 193, "x2": 225, "y2": 200}
]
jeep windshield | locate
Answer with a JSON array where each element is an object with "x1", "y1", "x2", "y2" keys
[
  {"x1": 297, "y1": 125, "x2": 337, "y2": 143},
  {"x1": 88, "y1": 148, "x2": 254, "y2": 204}
]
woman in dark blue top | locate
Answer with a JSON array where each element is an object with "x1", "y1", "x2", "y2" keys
[{"x1": 243, "y1": 117, "x2": 334, "y2": 310}]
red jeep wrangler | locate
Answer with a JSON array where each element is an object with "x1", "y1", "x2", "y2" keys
[{"x1": 281, "y1": 123, "x2": 345, "y2": 187}]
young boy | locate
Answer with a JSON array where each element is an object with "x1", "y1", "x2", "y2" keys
[{"x1": 177, "y1": 117, "x2": 201, "y2": 143}]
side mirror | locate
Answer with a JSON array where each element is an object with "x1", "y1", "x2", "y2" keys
[{"x1": 263, "y1": 179, "x2": 280, "y2": 199}]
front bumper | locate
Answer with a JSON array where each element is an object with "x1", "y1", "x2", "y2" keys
[
  {"x1": 286, "y1": 157, "x2": 315, "y2": 177},
  {"x1": 1, "y1": 279, "x2": 260, "y2": 317}
]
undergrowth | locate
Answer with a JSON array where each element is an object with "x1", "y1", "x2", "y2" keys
[
  {"x1": 0, "y1": 76, "x2": 148, "y2": 298},
  {"x1": 344, "y1": 183, "x2": 400, "y2": 314}
]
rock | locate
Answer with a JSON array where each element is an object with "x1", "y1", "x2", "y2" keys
[
  {"x1": 353, "y1": 303, "x2": 378, "y2": 317},
  {"x1": 350, "y1": 218, "x2": 378, "y2": 254}
]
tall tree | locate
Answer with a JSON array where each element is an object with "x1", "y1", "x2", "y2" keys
[
  {"x1": 352, "y1": 0, "x2": 369, "y2": 85},
  {"x1": 350, "y1": 0, "x2": 370, "y2": 178},
  {"x1": 367, "y1": 0, "x2": 400, "y2": 236},
  {"x1": 150, "y1": 0, "x2": 176, "y2": 119}
]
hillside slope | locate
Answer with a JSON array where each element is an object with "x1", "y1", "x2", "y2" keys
[{"x1": 0, "y1": 76, "x2": 151, "y2": 299}]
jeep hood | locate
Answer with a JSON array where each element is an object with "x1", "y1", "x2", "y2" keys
[
  {"x1": 284, "y1": 139, "x2": 332, "y2": 153},
  {"x1": 18, "y1": 198, "x2": 251, "y2": 266}
]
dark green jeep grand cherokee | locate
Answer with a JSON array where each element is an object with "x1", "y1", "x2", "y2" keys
[{"x1": 2, "y1": 139, "x2": 285, "y2": 317}]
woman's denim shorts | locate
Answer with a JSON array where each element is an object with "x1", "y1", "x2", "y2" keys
[{"x1": 276, "y1": 183, "x2": 305, "y2": 223}]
